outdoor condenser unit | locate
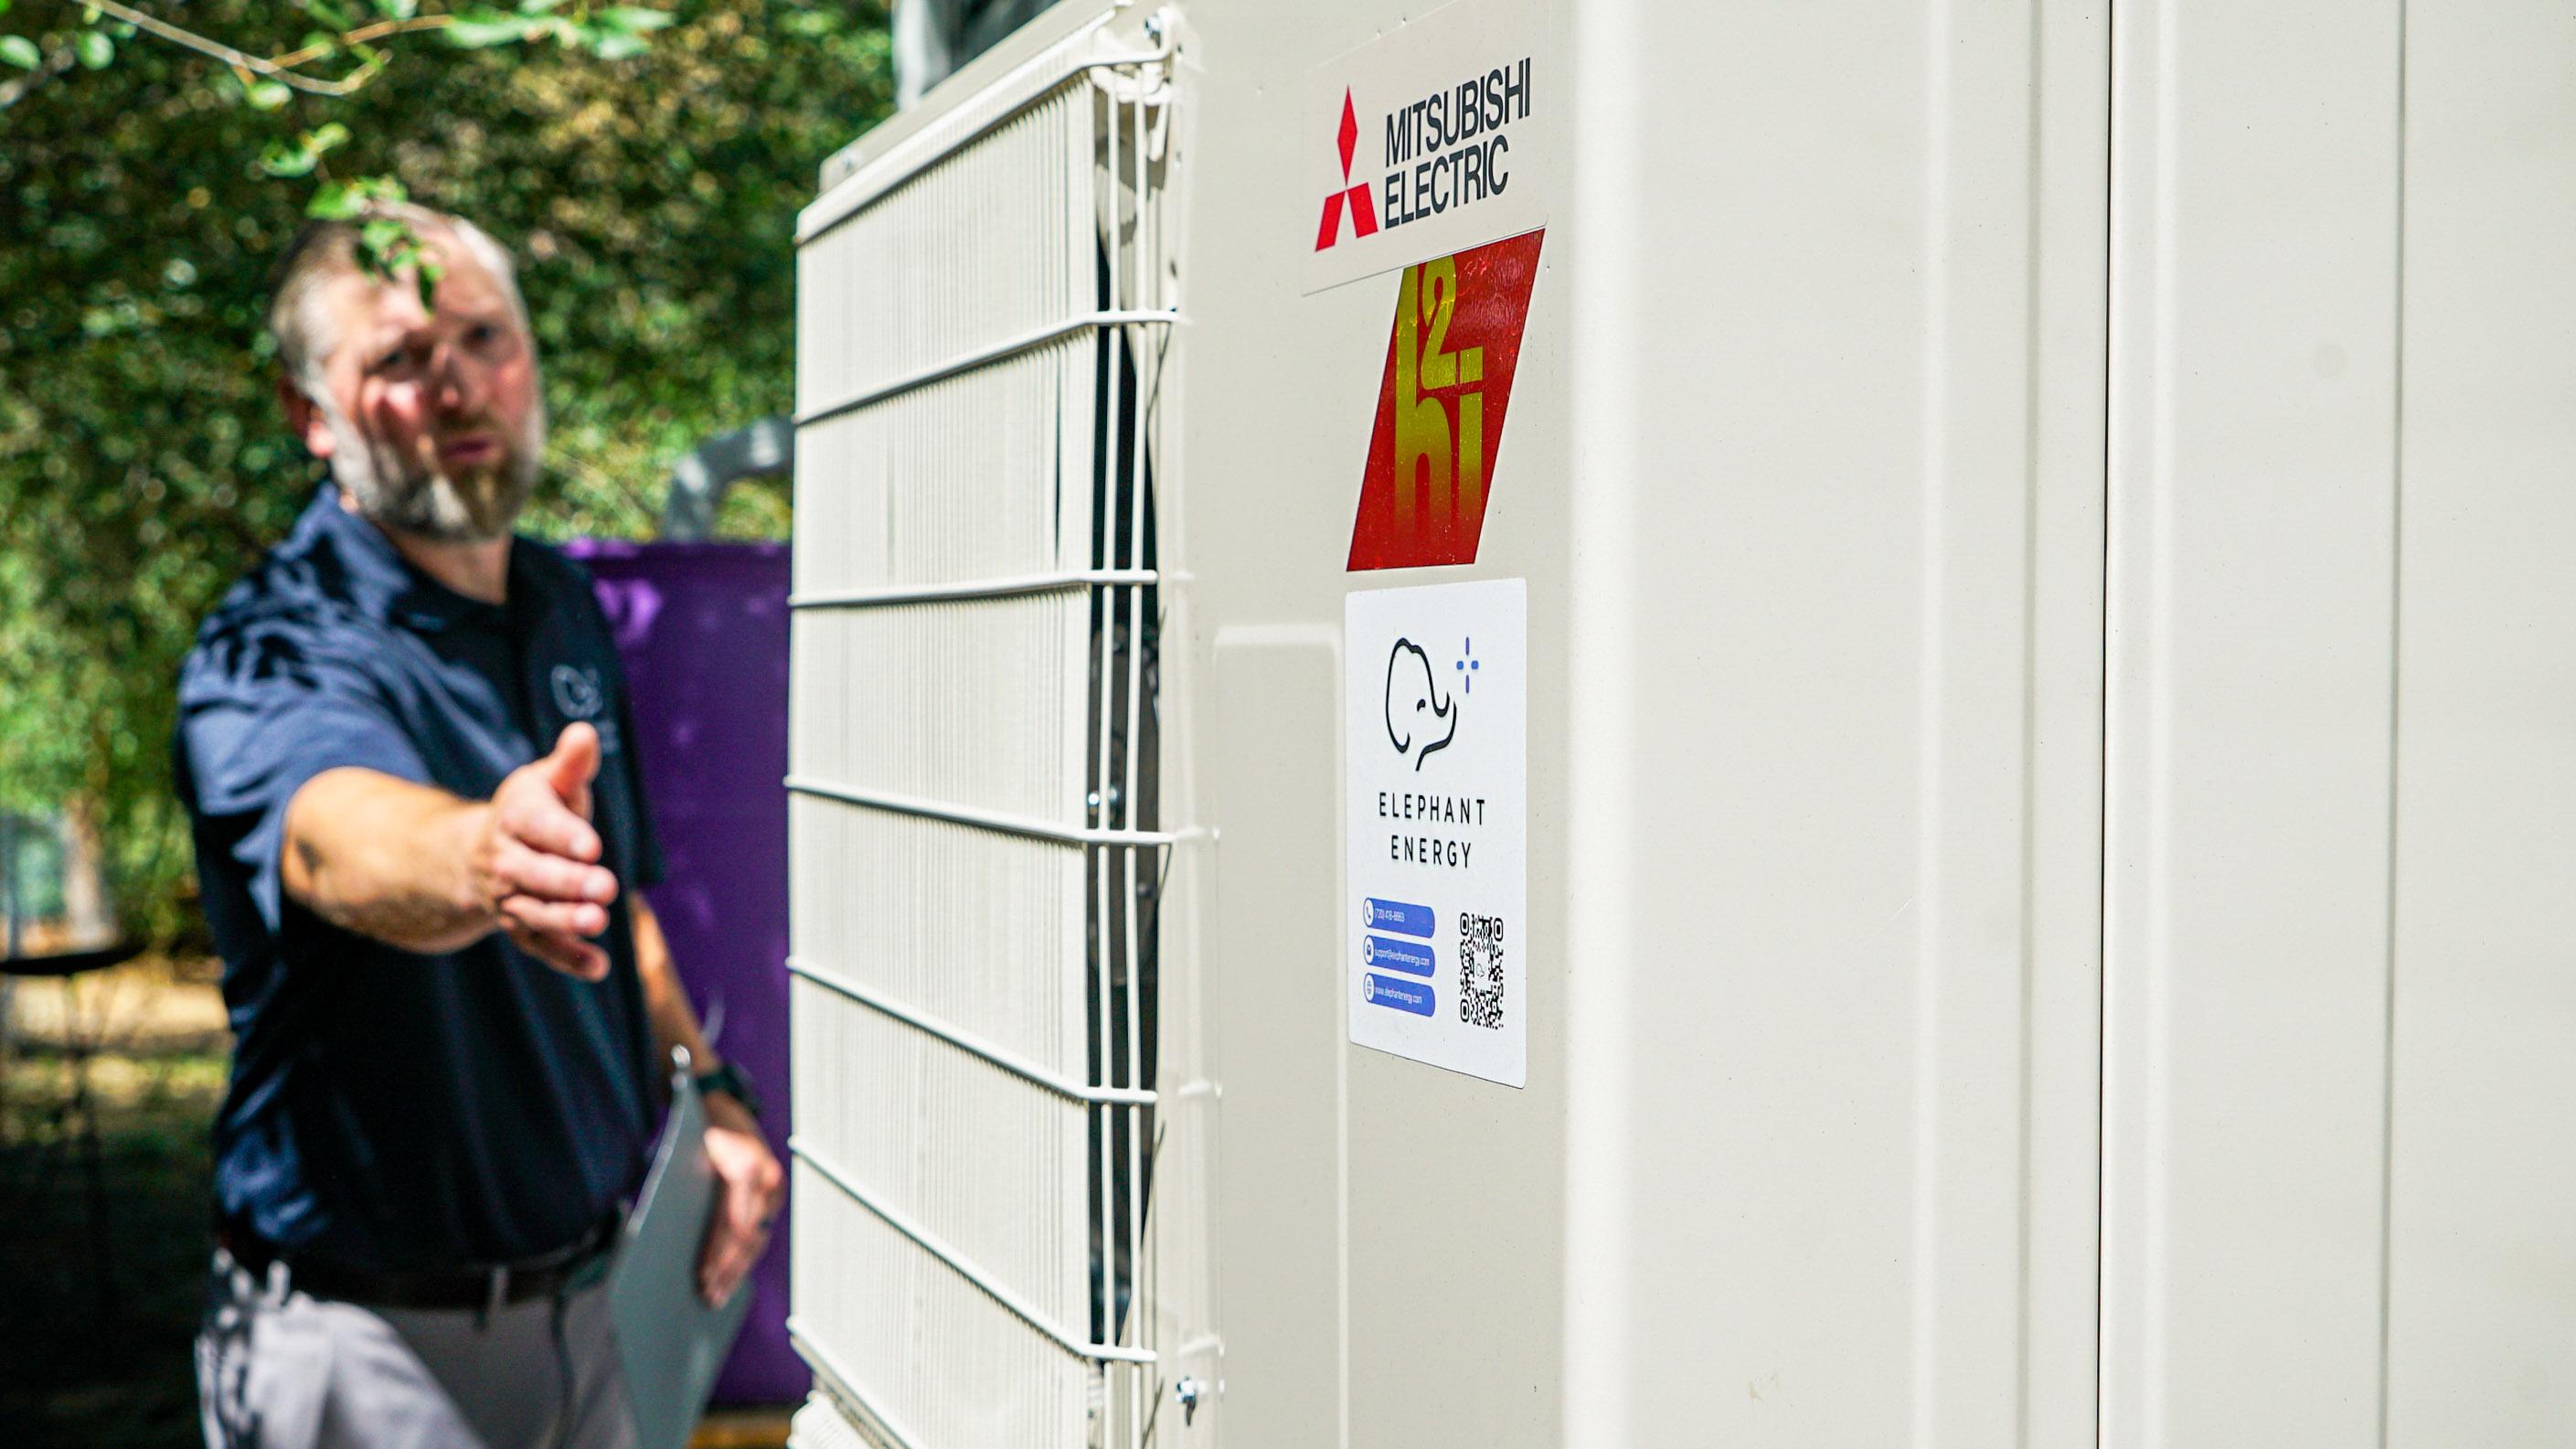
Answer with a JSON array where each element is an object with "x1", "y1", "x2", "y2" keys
[{"x1": 785, "y1": 3, "x2": 2576, "y2": 1447}]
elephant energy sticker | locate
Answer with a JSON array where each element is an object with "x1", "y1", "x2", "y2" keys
[
  {"x1": 1345, "y1": 578, "x2": 1527, "y2": 1087},
  {"x1": 1347, "y1": 229, "x2": 1544, "y2": 572}
]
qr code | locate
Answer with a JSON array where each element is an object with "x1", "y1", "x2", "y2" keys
[{"x1": 1458, "y1": 912, "x2": 1506, "y2": 1029}]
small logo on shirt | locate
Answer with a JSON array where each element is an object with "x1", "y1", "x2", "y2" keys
[{"x1": 550, "y1": 665, "x2": 604, "y2": 721}]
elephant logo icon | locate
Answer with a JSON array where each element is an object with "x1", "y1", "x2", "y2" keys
[{"x1": 1383, "y1": 637, "x2": 1459, "y2": 772}]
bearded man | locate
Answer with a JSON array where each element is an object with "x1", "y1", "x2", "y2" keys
[{"x1": 175, "y1": 204, "x2": 782, "y2": 1449}]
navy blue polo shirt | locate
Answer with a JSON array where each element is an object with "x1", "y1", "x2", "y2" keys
[{"x1": 176, "y1": 483, "x2": 663, "y2": 1272}]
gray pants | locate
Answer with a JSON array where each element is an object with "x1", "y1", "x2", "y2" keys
[{"x1": 197, "y1": 1250, "x2": 639, "y2": 1449}]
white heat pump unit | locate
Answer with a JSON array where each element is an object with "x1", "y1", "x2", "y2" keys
[{"x1": 789, "y1": 3, "x2": 2576, "y2": 1447}]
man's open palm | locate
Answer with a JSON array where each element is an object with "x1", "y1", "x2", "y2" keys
[{"x1": 476, "y1": 722, "x2": 621, "y2": 980}]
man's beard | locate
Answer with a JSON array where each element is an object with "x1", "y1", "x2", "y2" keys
[{"x1": 321, "y1": 392, "x2": 545, "y2": 544}]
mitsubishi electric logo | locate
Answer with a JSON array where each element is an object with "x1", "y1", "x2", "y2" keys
[
  {"x1": 1310, "y1": 60, "x2": 1534, "y2": 258},
  {"x1": 1315, "y1": 89, "x2": 1379, "y2": 250},
  {"x1": 1302, "y1": 0, "x2": 1548, "y2": 293}
]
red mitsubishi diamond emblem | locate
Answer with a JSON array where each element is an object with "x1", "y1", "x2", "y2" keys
[
  {"x1": 1315, "y1": 88, "x2": 1378, "y2": 250},
  {"x1": 1336, "y1": 89, "x2": 1359, "y2": 180}
]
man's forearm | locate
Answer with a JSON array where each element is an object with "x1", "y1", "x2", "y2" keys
[
  {"x1": 282, "y1": 767, "x2": 495, "y2": 952},
  {"x1": 633, "y1": 900, "x2": 757, "y2": 1136},
  {"x1": 280, "y1": 730, "x2": 620, "y2": 977},
  {"x1": 633, "y1": 899, "x2": 715, "y2": 1070}
]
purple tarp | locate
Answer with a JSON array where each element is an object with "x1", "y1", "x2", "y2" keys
[{"x1": 569, "y1": 538, "x2": 804, "y2": 1406}]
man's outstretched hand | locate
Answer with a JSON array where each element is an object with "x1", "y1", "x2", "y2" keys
[{"x1": 473, "y1": 722, "x2": 620, "y2": 980}]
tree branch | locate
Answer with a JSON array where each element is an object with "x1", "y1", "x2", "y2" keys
[
  {"x1": 266, "y1": 16, "x2": 457, "y2": 72},
  {"x1": 83, "y1": 0, "x2": 449, "y2": 98}
]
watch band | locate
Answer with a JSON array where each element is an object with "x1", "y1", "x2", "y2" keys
[{"x1": 693, "y1": 1060, "x2": 763, "y2": 1121}]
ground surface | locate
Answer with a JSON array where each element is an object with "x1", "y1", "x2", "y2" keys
[
  {"x1": 1, "y1": 956, "x2": 229, "y2": 1448},
  {"x1": 0, "y1": 959, "x2": 792, "y2": 1449}
]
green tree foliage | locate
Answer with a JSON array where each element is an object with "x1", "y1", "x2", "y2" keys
[{"x1": 0, "y1": 0, "x2": 892, "y2": 940}]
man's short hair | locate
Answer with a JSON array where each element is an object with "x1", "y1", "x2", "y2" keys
[{"x1": 267, "y1": 203, "x2": 531, "y2": 396}]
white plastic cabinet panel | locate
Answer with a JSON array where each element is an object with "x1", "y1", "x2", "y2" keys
[
  {"x1": 1207, "y1": 630, "x2": 1347, "y2": 1449},
  {"x1": 2102, "y1": 0, "x2": 2403, "y2": 1444},
  {"x1": 1557, "y1": 2, "x2": 2107, "y2": 1446},
  {"x1": 2384, "y1": 5, "x2": 2576, "y2": 1444}
]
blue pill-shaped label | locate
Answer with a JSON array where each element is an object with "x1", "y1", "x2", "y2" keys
[
  {"x1": 1363, "y1": 898, "x2": 1435, "y2": 938},
  {"x1": 1364, "y1": 935, "x2": 1435, "y2": 976},
  {"x1": 1363, "y1": 973, "x2": 1436, "y2": 1016}
]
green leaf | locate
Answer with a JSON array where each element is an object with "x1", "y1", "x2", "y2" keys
[
  {"x1": 442, "y1": 8, "x2": 529, "y2": 46},
  {"x1": 372, "y1": 0, "x2": 419, "y2": 17},
  {"x1": 600, "y1": 5, "x2": 675, "y2": 32},
  {"x1": 303, "y1": 0, "x2": 357, "y2": 30},
  {"x1": 307, "y1": 175, "x2": 409, "y2": 220},
  {"x1": 0, "y1": 35, "x2": 36, "y2": 69},
  {"x1": 358, "y1": 216, "x2": 406, "y2": 250},
  {"x1": 259, "y1": 140, "x2": 318, "y2": 177},
  {"x1": 0, "y1": 3, "x2": 14, "y2": 20},
  {"x1": 342, "y1": 215, "x2": 448, "y2": 308},
  {"x1": 258, "y1": 123, "x2": 349, "y2": 179},
  {"x1": 587, "y1": 29, "x2": 646, "y2": 59},
  {"x1": 72, "y1": 29, "x2": 112, "y2": 69},
  {"x1": 246, "y1": 80, "x2": 292, "y2": 109},
  {"x1": 306, "y1": 174, "x2": 410, "y2": 220}
]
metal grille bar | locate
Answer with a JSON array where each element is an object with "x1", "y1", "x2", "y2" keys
[
  {"x1": 794, "y1": 309, "x2": 1179, "y2": 428},
  {"x1": 800, "y1": 23, "x2": 1176, "y2": 242},
  {"x1": 793, "y1": 1137, "x2": 1159, "y2": 1365},
  {"x1": 789, "y1": 954, "x2": 1156, "y2": 1106},
  {"x1": 784, "y1": 775, "x2": 1181, "y2": 847},
  {"x1": 790, "y1": 569, "x2": 1159, "y2": 610},
  {"x1": 788, "y1": 1336, "x2": 925, "y2": 1449}
]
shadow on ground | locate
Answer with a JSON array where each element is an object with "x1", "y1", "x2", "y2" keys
[{"x1": 0, "y1": 957, "x2": 228, "y2": 1449}]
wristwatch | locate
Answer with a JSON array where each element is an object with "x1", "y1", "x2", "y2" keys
[{"x1": 694, "y1": 1060, "x2": 763, "y2": 1122}]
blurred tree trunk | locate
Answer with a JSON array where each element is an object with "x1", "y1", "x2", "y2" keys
[{"x1": 61, "y1": 794, "x2": 115, "y2": 949}]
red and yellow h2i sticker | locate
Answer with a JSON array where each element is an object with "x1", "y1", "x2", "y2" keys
[{"x1": 1347, "y1": 229, "x2": 1544, "y2": 571}]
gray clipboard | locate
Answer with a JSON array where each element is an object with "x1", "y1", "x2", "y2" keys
[{"x1": 609, "y1": 1049, "x2": 754, "y2": 1449}]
